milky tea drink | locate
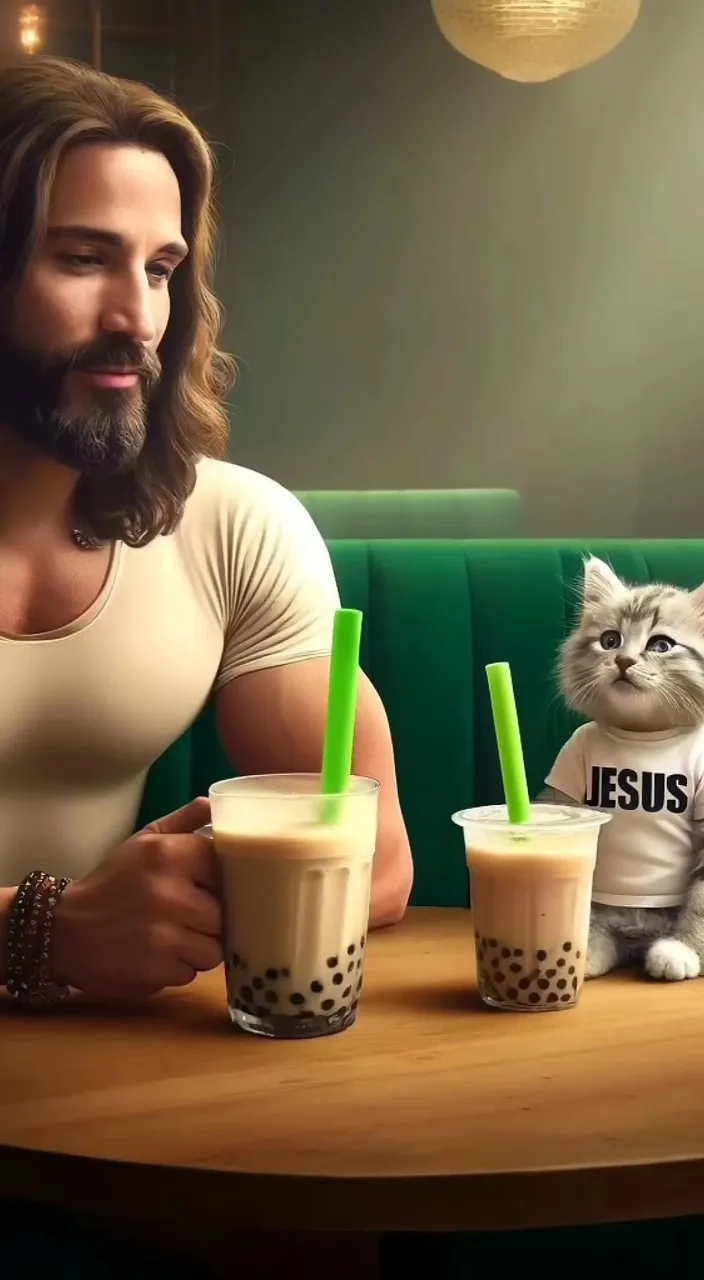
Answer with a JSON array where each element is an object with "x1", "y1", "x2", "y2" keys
[
  {"x1": 210, "y1": 775, "x2": 379, "y2": 1039},
  {"x1": 452, "y1": 805, "x2": 611, "y2": 1012}
]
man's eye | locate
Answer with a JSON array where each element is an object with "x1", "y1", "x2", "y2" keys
[
  {"x1": 148, "y1": 263, "x2": 173, "y2": 282},
  {"x1": 59, "y1": 253, "x2": 101, "y2": 268}
]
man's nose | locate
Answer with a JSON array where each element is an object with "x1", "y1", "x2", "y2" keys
[{"x1": 100, "y1": 274, "x2": 157, "y2": 347}]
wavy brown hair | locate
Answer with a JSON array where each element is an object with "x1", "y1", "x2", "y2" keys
[{"x1": 0, "y1": 55, "x2": 236, "y2": 545}]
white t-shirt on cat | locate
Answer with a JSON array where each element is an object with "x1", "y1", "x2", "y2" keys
[{"x1": 546, "y1": 723, "x2": 704, "y2": 907}]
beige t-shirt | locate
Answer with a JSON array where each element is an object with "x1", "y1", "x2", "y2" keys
[
  {"x1": 0, "y1": 459, "x2": 340, "y2": 886},
  {"x1": 547, "y1": 722, "x2": 704, "y2": 908}
]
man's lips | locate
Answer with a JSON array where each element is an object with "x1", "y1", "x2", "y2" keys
[{"x1": 77, "y1": 369, "x2": 140, "y2": 389}]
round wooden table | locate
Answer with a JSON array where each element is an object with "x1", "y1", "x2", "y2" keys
[{"x1": 0, "y1": 907, "x2": 703, "y2": 1233}]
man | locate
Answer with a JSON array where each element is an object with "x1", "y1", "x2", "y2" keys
[{"x1": 0, "y1": 55, "x2": 413, "y2": 1005}]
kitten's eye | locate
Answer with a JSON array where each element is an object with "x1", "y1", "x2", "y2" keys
[
  {"x1": 646, "y1": 635, "x2": 675, "y2": 654},
  {"x1": 599, "y1": 630, "x2": 622, "y2": 651}
]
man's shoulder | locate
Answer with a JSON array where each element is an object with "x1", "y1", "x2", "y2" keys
[
  {"x1": 183, "y1": 458, "x2": 315, "y2": 536},
  {"x1": 191, "y1": 456, "x2": 297, "y2": 508}
]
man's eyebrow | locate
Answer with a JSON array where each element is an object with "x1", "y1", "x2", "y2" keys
[{"x1": 46, "y1": 225, "x2": 189, "y2": 259}]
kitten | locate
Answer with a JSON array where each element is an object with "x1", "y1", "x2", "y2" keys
[{"x1": 541, "y1": 556, "x2": 704, "y2": 982}]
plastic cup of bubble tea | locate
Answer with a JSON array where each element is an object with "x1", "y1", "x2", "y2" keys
[
  {"x1": 452, "y1": 802, "x2": 610, "y2": 1010},
  {"x1": 452, "y1": 661, "x2": 610, "y2": 1011}
]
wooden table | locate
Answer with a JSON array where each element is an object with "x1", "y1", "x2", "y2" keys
[{"x1": 1, "y1": 906, "x2": 703, "y2": 1235}]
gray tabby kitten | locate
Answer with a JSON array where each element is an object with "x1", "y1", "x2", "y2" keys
[{"x1": 542, "y1": 556, "x2": 704, "y2": 982}]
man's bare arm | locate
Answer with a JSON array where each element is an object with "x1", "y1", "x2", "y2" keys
[
  {"x1": 215, "y1": 657, "x2": 414, "y2": 927},
  {"x1": 0, "y1": 886, "x2": 17, "y2": 986}
]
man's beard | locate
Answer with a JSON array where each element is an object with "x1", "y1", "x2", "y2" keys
[{"x1": 0, "y1": 331, "x2": 161, "y2": 475}]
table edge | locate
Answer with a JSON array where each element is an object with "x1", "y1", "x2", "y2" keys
[{"x1": 1, "y1": 1144, "x2": 702, "y2": 1232}]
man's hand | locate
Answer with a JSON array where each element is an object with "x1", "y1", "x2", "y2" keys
[{"x1": 53, "y1": 797, "x2": 222, "y2": 1000}]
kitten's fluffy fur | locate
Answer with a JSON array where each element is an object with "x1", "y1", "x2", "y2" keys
[{"x1": 542, "y1": 556, "x2": 704, "y2": 982}]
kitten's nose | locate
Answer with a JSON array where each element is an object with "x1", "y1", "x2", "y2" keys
[{"x1": 615, "y1": 654, "x2": 636, "y2": 672}]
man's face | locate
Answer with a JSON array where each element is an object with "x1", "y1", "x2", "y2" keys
[{"x1": 2, "y1": 142, "x2": 188, "y2": 474}]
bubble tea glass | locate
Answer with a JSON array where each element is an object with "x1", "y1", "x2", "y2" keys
[
  {"x1": 210, "y1": 773, "x2": 379, "y2": 1039},
  {"x1": 452, "y1": 804, "x2": 611, "y2": 1012}
]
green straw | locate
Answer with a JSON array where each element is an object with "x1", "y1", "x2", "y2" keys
[
  {"x1": 486, "y1": 662, "x2": 531, "y2": 826},
  {"x1": 320, "y1": 608, "x2": 363, "y2": 823}
]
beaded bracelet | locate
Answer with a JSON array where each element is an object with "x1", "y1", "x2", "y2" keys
[{"x1": 5, "y1": 871, "x2": 73, "y2": 1006}]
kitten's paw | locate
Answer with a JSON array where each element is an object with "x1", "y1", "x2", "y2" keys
[
  {"x1": 585, "y1": 933, "x2": 619, "y2": 979},
  {"x1": 645, "y1": 939, "x2": 701, "y2": 982}
]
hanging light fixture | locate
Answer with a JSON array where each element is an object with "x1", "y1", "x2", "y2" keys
[
  {"x1": 430, "y1": 0, "x2": 642, "y2": 83},
  {"x1": 18, "y1": 4, "x2": 46, "y2": 55}
]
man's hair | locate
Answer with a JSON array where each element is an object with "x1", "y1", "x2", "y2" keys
[{"x1": 0, "y1": 56, "x2": 236, "y2": 545}]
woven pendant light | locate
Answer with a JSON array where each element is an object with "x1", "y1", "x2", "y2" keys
[{"x1": 431, "y1": 0, "x2": 642, "y2": 83}]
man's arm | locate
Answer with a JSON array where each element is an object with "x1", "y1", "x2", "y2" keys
[
  {"x1": 214, "y1": 658, "x2": 414, "y2": 928},
  {"x1": 0, "y1": 887, "x2": 14, "y2": 985}
]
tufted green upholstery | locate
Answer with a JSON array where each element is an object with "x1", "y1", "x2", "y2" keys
[
  {"x1": 293, "y1": 489, "x2": 524, "y2": 539},
  {"x1": 137, "y1": 540, "x2": 704, "y2": 905}
]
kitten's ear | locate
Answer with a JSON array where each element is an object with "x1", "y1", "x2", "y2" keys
[
  {"x1": 689, "y1": 583, "x2": 704, "y2": 622},
  {"x1": 581, "y1": 557, "x2": 625, "y2": 609}
]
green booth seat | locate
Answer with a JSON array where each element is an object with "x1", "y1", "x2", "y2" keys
[{"x1": 293, "y1": 488, "x2": 524, "y2": 539}]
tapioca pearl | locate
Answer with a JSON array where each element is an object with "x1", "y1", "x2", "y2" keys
[
  {"x1": 351, "y1": 998, "x2": 359, "y2": 1010},
  {"x1": 321, "y1": 998, "x2": 335, "y2": 1011},
  {"x1": 282, "y1": 967, "x2": 290, "y2": 978},
  {"x1": 265, "y1": 990, "x2": 278, "y2": 1004},
  {"x1": 546, "y1": 969, "x2": 557, "y2": 979},
  {"x1": 563, "y1": 941, "x2": 572, "y2": 953},
  {"x1": 501, "y1": 947, "x2": 511, "y2": 959},
  {"x1": 509, "y1": 962, "x2": 521, "y2": 974},
  {"x1": 513, "y1": 948, "x2": 524, "y2": 957},
  {"x1": 232, "y1": 952, "x2": 241, "y2": 968},
  {"x1": 537, "y1": 978, "x2": 550, "y2": 990},
  {"x1": 241, "y1": 984, "x2": 253, "y2": 1003},
  {"x1": 356, "y1": 977, "x2": 363, "y2": 992},
  {"x1": 560, "y1": 993, "x2": 572, "y2": 1003},
  {"x1": 536, "y1": 949, "x2": 547, "y2": 962},
  {"x1": 557, "y1": 957, "x2": 566, "y2": 968},
  {"x1": 252, "y1": 977, "x2": 264, "y2": 991},
  {"x1": 494, "y1": 972, "x2": 505, "y2": 984},
  {"x1": 572, "y1": 976, "x2": 579, "y2": 991},
  {"x1": 347, "y1": 944, "x2": 356, "y2": 956},
  {"x1": 290, "y1": 992, "x2": 306, "y2": 1006},
  {"x1": 557, "y1": 979, "x2": 567, "y2": 991},
  {"x1": 491, "y1": 956, "x2": 500, "y2": 970},
  {"x1": 568, "y1": 965, "x2": 575, "y2": 976},
  {"x1": 518, "y1": 977, "x2": 531, "y2": 990},
  {"x1": 360, "y1": 935, "x2": 366, "y2": 949},
  {"x1": 347, "y1": 962, "x2": 355, "y2": 974},
  {"x1": 332, "y1": 972, "x2": 344, "y2": 986},
  {"x1": 326, "y1": 956, "x2": 339, "y2": 969},
  {"x1": 297, "y1": 1009, "x2": 315, "y2": 1018},
  {"x1": 256, "y1": 1006, "x2": 269, "y2": 1018},
  {"x1": 265, "y1": 968, "x2": 278, "y2": 981},
  {"x1": 576, "y1": 950, "x2": 582, "y2": 959},
  {"x1": 356, "y1": 958, "x2": 362, "y2": 971},
  {"x1": 310, "y1": 980, "x2": 324, "y2": 994},
  {"x1": 343, "y1": 986, "x2": 352, "y2": 998},
  {"x1": 529, "y1": 993, "x2": 541, "y2": 1005},
  {"x1": 547, "y1": 993, "x2": 559, "y2": 1004}
]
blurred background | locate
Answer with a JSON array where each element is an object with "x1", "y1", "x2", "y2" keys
[{"x1": 2, "y1": 0, "x2": 702, "y2": 538}]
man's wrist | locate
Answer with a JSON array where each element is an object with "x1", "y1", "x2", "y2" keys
[{"x1": 52, "y1": 879, "x2": 82, "y2": 990}]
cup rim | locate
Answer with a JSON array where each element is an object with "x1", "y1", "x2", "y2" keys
[
  {"x1": 452, "y1": 801, "x2": 612, "y2": 835},
  {"x1": 209, "y1": 773, "x2": 380, "y2": 801}
]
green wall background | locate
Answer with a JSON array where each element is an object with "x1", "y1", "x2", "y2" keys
[{"x1": 32, "y1": 0, "x2": 704, "y2": 538}]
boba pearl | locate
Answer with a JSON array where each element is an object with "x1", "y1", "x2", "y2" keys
[
  {"x1": 229, "y1": 940, "x2": 365, "y2": 1023},
  {"x1": 477, "y1": 936, "x2": 582, "y2": 1009}
]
